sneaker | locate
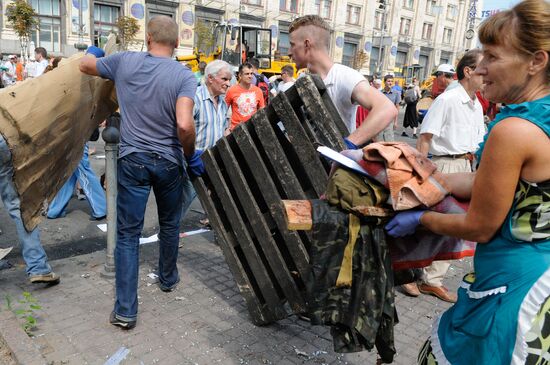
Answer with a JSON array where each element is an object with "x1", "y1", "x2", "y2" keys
[
  {"x1": 412, "y1": 134, "x2": 418, "y2": 139},
  {"x1": 109, "y1": 311, "x2": 136, "y2": 330},
  {"x1": 159, "y1": 277, "x2": 180, "y2": 292},
  {"x1": 29, "y1": 272, "x2": 60, "y2": 285},
  {"x1": 77, "y1": 189, "x2": 86, "y2": 201},
  {"x1": 401, "y1": 132, "x2": 408, "y2": 137}
]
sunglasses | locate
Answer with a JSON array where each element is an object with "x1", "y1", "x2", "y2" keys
[{"x1": 443, "y1": 73, "x2": 454, "y2": 78}]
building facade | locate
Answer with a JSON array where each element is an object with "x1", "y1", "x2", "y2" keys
[{"x1": 0, "y1": 0, "x2": 482, "y2": 80}]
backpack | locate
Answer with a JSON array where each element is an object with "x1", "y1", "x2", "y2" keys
[
  {"x1": 403, "y1": 88, "x2": 418, "y2": 104},
  {"x1": 255, "y1": 73, "x2": 270, "y2": 105}
]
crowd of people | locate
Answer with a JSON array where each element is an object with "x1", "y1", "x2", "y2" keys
[
  {"x1": 0, "y1": 47, "x2": 53, "y2": 87},
  {"x1": 1, "y1": 0, "x2": 549, "y2": 362}
]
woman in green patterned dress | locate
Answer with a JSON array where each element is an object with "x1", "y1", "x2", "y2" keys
[{"x1": 385, "y1": 0, "x2": 550, "y2": 363}]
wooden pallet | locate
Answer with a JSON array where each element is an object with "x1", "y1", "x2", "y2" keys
[{"x1": 193, "y1": 74, "x2": 347, "y2": 325}]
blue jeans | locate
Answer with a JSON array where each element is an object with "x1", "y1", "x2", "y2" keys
[
  {"x1": 0, "y1": 136, "x2": 51, "y2": 275},
  {"x1": 47, "y1": 144, "x2": 106, "y2": 219},
  {"x1": 114, "y1": 152, "x2": 185, "y2": 320},
  {"x1": 181, "y1": 176, "x2": 197, "y2": 220}
]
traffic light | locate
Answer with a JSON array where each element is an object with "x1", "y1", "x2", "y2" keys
[{"x1": 377, "y1": 0, "x2": 387, "y2": 11}]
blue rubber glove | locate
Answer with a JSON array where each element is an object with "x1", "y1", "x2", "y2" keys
[
  {"x1": 186, "y1": 149, "x2": 205, "y2": 177},
  {"x1": 385, "y1": 210, "x2": 426, "y2": 237},
  {"x1": 343, "y1": 137, "x2": 358, "y2": 150},
  {"x1": 86, "y1": 46, "x2": 105, "y2": 58}
]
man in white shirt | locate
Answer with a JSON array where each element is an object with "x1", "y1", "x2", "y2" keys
[
  {"x1": 411, "y1": 49, "x2": 485, "y2": 303},
  {"x1": 34, "y1": 47, "x2": 49, "y2": 77},
  {"x1": 288, "y1": 15, "x2": 396, "y2": 147},
  {"x1": 276, "y1": 64, "x2": 295, "y2": 94},
  {"x1": 2, "y1": 55, "x2": 17, "y2": 87}
]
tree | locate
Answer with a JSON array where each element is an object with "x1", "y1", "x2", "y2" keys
[
  {"x1": 116, "y1": 16, "x2": 140, "y2": 50},
  {"x1": 353, "y1": 50, "x2": 369, "y2": 71},
  {"x1": 5, "y1": 0, "x2": 38, "y2": 62},
  {"x1": 194, "y1": 20, "x2": 215, "y2": 55}
]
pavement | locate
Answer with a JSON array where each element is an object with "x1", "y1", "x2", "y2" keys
[{"x1": 0, "y1": 109, "x2": 475, "y2": 364}]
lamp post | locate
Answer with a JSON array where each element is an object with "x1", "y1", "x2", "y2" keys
[
  {"x1": 74, "y1": 0, "x2": 87, "y2": 51},
  {"x1": 100, "y1": 126, "x2": 119, "y2": 278}
]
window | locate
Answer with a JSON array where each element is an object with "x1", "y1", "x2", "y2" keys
[
  {"x1": 278, "y1": 31, "x2": 290, "y2": 56},
  {"x1": 93, "y1": 4, "x2": 120, "y2": 47},
  {"x1": 314, "y1": 0, "x2": 332, "y2": 19},
  {"x1": 402, "y1": 0, "x2": 413, "y2": 8},
  {"x1": 374, "y1": 10, "x2": 384, "y2": 30},
  {"x1": 422, "y1": 23, "x2": 433, "y2": 40},
  {"x1": 369, "y1": 46, "x2": 381, "y2": 74},
  {"x1": 399, "y1": 17, "x2": 411, "y2": 35},
  {"x1": 425, "y1": 0, "x2": 436, "y2": 15},
  {"x1": 395, "y1": 51, "x2": 407, "y2": 75},
  {"x1": 31, "y1": 0, "x2": 61, "y2": 52},
  {"x1": 346, "y1": 5, "x2": 361, "y2": 25},
  {"x1": 446, "y1": 4, "x2": 458, "y2": 20},
  {"x1": 279, "y1": 0, "x2": 298, "y2": 12},
  {"x1": 443, "y1": 27, "x2": 453, "y2": 44},
  {"x1": 242, "y1": 0, "x2": 261, "y2": 5},
  {"x1": 342, "y1": 42, "x2": 357, "y2": 67}
]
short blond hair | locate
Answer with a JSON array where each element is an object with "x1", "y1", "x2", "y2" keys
[
  {"x1": 479, "y1": 0, "x2": 550, "y2": 81},
  {"x1": 147, "y1": 15, "x2": 179, "y2": 48},
  {"x1": 289, "y1": 15, "x2": 331, "y2": 50}
]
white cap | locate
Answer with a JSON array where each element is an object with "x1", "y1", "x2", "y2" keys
[
  {"x1": 433, "y1": 64, "x2": 455, "y2": 75},
  {"x1": 8, "y1": 54, "x2": 16, "y2": 59}
]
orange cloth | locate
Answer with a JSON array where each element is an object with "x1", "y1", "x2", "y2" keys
[
  {"x1": 225, "y1": 84, "x2": 265, "y2": 130},
  {"x1": 363, "y1": 142, "x2": 450, "y2": 210},
  {"x1": 15, "y1": 63, "x2": 24, "y2": 81}
]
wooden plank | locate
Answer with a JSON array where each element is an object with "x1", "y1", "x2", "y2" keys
[
  {"x1": 217, "y1": 138, "x2": 307, "y2": 313},
  {"x1": 294, "y1": 75, "x2": 346, "y2": 151},
  {"x1": 283, "y1": 200, "x2": 313, "y2": 231},
  {"x1": 309, "y1": 74, "x2": 350, "y2": 137},
  {"x1": 282, "y1": 86, "x2": 320, "y2": 145},
  {"x1": 232, "y1": 126, "x2": 311, "y2": 282},
  {"x1": 193, "y1": 177, "x2": 273, "y2": 325},
  {"x1": 201, "y1": 149, "x2": 288, "y2": 319},
  {"x1": 271, "y1": 92, "x2": 328, "y2": 197},
  {"x1": 247, "y1": 109, "x2": 307, "y2": 200}
]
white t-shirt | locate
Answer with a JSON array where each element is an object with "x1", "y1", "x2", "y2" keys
[
  {"x1": 35, "y1": 59, "x2": 49, "y2": 77},
  {"x1": 419, "y1": 82, "x2": 485, "y2": 156},
  {"x1": 2, "y1": 61, "x2": 16, "y2": 85},
  {"x1": 323, "y1": 63, "x2": 367, "y2": 132},
  {"x1": 277, "y1": 80, "x2": 294, "y2": 94}
]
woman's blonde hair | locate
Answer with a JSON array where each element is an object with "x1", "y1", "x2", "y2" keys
[{"x1": 478, "y1": 0, "x2": 550, "y2": 81}]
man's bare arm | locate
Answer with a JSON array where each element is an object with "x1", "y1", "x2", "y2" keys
[
  {"x1": 176, "y1": 97, "x2": 196, "y2": 157},
  {"x1": 416, "y1": 133, "x2": 433, "y2": 157},
  {"x1": 347, "y1": 80, "x2": 397, "y2": 145},
  {"x1": 79, "y1": 55, "x2": 100, "y2": 76}
]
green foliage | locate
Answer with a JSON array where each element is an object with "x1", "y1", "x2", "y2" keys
[
  {"x1": 5, "y1": 0, "x2": 38, "y2": 40},
  {"x1": 116, "y1": 16, "x2": 140, "y2": 50},
  {"x1": 194, "y1": 20, "x2": 215, "y2": 54},
  {"x1": 5, "y1": 292, "x2": 42, "y2": 336}
]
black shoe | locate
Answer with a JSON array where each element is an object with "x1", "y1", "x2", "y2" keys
[
  {"x1": 401, "y1": 132, "x2": 408, "y2": 137},
  {"x1": 90, "y1": 215, "x2": 106, "y2": 221},
  {"x1": 110, "y1": 311, "x2": 136, "y2": 330},
  {"x1": 412, "y1": 134, "x2": 418, "y2": 139},
  {"x1": 159, "y1": 277, "x2": 180, "y2": 292}
]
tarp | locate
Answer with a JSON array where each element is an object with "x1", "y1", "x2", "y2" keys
[{"x1": 0, "y1": 53, "x2": 117, "y2": 231}]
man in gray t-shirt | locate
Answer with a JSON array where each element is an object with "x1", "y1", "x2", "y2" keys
[
  {"x1": 80, "y1": 15, "x2": 198, "y2": 329},
  {"x1": 375, "y1": 74, "x2": 401, "y2": 142}
]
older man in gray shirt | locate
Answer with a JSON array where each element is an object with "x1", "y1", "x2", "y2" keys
[{"x1": 375, "y1": 74, "x2": 401, "y2": 141}]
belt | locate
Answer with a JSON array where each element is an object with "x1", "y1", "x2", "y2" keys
[{"x1": 434, "y1": 153, "x2": 473, "y2": 160}]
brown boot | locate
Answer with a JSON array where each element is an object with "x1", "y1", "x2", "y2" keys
[
  {"x1": 418, "y1": 284, "x2": 457, "y2": 303},
  {"x1": 400, "y1": 282, "x2": 420, "y2": 297},
  {"x1": 29, "y1": 272, "x2": 60, "y2": 285}
]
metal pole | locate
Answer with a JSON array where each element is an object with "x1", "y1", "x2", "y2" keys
[{"x1": 101, "y1": 126, "x2": 119, "y2": 279}]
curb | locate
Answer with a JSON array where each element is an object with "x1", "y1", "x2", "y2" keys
[{"x1": 0, "y1": 310, "x2": 47, "y2": 365}]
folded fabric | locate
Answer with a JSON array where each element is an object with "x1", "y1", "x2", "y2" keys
[
  {"x1": 341, "y1": 142, "x2": 450, "y2": 210},
  {"x1": 328, "y1": 146, "x2": 476, "y2": 270}
]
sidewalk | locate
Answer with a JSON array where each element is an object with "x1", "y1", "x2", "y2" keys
[{"x1": 0, "y1": 230, "x2": 471, "y2": 365}]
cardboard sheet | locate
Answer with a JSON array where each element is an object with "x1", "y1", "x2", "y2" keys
[{"x1": 0, "y1": 54, "x2": 118, "y2": 231}]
